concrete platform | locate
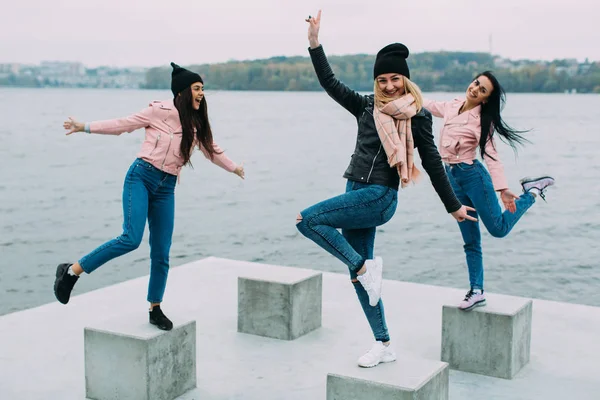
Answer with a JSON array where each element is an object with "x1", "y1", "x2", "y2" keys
[
  {"x1": 327, "y1": 355, "x2": 448, "y2": 399},
  {"x1": 0, "y1": 257, "x2": 599, "y2": 399},
  {"x1": 238, "y1": 267, "x2": 322, "y2": 340},
  {"x1": 85, "y1": 317, "x2": 196, "y2": 400},
  {"x1": 442, "y1": 298, "x2": 532, "y2": 379}
]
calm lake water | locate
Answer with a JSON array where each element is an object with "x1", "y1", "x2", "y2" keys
[{"x1": 1, "y1": 88, "x2": 598, "y2": 315}]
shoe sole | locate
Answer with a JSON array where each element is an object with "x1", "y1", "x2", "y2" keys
[
  {"x1": 357, "y1": 276, "x2": 380, "y2": 307},
  {"x1": 358, "y1": 355, "x2": 397, "y2": 368},
  {"x1": 369, "y1": 257, "x2": 384, "y2": 306},
  {"x1": 459, "y1": 299, "x2": 487, "y2": 312},
  {"x1": 149, "y1": 319, "x2": 173, "y2": 331},
  {"x1": 520, "y1": 176, "x2": 554, "y2": 184}
]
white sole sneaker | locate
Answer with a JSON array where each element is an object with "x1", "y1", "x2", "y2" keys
[
  {"x1": 520, "y1": 176, "x2": 555, "y2": 201},
  {"x1": 358, "y1": 353, "x2": 397, "y2": 368},
  {"x1": 373, "y1": 256, "x2": 383, "y2": 301},
  {"x1": 357, "y1": 342, "x2": 397, "y2": 368}
]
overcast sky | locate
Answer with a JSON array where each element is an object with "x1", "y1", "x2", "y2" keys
[{"x1": 1, "y1": 0, "x2": 598, "y2": 67}]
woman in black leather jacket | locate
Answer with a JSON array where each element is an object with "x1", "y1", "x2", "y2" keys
[{"x1": 296, "y1": 10, "x2": 475, "y2": 368}]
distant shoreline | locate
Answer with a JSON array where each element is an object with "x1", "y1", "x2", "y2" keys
[
  {"x1": 0, "y1": 86, "x2": 594, "y2": 94},
  {"x1": 2, "y1": 52, "x2": 599, "y2": 93}
]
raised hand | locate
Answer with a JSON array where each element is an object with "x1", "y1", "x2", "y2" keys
[{"x1": 305, "y1": 10, "x2": 321, "y2": 48}]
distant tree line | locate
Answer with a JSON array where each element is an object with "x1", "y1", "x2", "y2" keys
[{"x1": 143, "y1": 52, "x2": 600, "y2": 93}]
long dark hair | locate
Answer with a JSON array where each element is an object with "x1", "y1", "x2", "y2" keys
[
  {"x1": 477, "y1": 71, "x2": 528, "y2": 160},
  {"x1": 174, "y1": 87, "x2": 221, "y2": 166}
]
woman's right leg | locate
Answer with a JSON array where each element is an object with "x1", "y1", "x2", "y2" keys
[{"x1": 54, "y1": 161, "x2": 149, "y2": 304}]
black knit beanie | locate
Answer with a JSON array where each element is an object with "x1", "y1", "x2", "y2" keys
[
  {"x1": 170, "y1": 62, "x2": 203, "y2": 96},
  {"x1": 373, "y1": 43, "x2": 410, "y2": 79}
]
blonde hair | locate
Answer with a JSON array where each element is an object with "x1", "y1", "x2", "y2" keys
[{"x1": 374, "y1": 76, "x2": 423, "y2": 111}]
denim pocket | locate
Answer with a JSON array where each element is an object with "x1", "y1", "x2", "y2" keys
[{"x1": 136, "y1": 159, "x2": 155, "y2": 171}]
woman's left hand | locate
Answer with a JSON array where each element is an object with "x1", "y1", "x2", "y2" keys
[
  {"x1": 500, "y1": 189, "x2": 519, "y2": 213},
  {"x1": 233, "y1": 162, "x2": 245, "y2": 180},
  {"x1": 63, "y1": 116, "x2": 85, "y2": 135},
  {"x1": 451, "y1": 205, "x2": 478, "y2": 222}
]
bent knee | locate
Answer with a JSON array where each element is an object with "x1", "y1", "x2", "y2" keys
[
  {"x1": 127, "y1": 241, "x2": 142, "y2": 251},
  {"x1": 119, "y1": 235, "x2": 143, "y2": 251},
  {"x1": 489, "y1": 229, "x2": 509, "y2": 239}
]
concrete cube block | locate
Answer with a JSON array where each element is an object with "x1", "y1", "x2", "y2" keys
[
  {"x1": 84, "y1": 317, "x2": 196, "y2": 400},
  {"x1": 238, "y1": 267, "x2": 322, "y2": 340},
  {"x1": 441, "y1": 296, "x2": 533, "y2": 379},
  {"x1": 327, "y1": 356, "x2": 449, "y2": 400}
]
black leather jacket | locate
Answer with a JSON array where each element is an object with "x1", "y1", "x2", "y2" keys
[{"x1": 308, "y1": 45, "x2": 461, "y2": 213}]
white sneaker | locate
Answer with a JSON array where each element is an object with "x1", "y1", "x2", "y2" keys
[
  {"x1": 356, "y1": 256, "x2": 383, "y2": 306},
  {"x1": 458, "y1": 289, "x2": 486, "y2": 311},
  {"x1": 357, "y1": 341, "x2": 397, "y2": 368},
  {"x1": 520, "y1": 176, "x2": 555, "y2": 201}
]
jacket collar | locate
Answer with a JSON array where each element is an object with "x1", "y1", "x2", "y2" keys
[
  {"x1": 448, "y1": 98, "x2": 480, "y2": 121},
  {"x1": 151, "y1": 99, "x2": 175, "y2": 110}
]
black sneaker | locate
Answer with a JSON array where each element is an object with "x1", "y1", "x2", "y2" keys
[
  {"x1": 54, "y1": 263, "x2": 79, "y2": 304},
  {"x1": 149, "y1": 306, "x2": 173, "y2": 331}
]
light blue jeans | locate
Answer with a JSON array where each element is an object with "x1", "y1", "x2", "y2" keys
[
  {"x1": 79, "y1": 158, "x2": 177, "y2": 303},
  {"x1": 297, "y1": 180, "x2": 398, "y2": 342},
  {"x1": 445, "y1": 160, "x2": 535, "y2": 290}
]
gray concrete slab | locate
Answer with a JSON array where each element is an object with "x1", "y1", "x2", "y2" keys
[
  {"x1": 238, "y1": 269, "x2": 322, "y2": 340},
  {"x1": 442, "y1": 299, "x2": 533, "y2": 379},
  {"x1": 0, "y1": 257, "x2": 599, "y2": 399},
  {"x1": 85, "y1": 318, "x2": 196, "y2": 400},
  {"x1": 327, "y1": 354, "x2": 448, "y2": 399}
]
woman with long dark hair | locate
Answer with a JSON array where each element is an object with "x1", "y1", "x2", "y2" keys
[
  {"x1": 425, "y1": 71, "x2": 554, "y2": 311},
  {"x1": 54, "y1": 63, "x2": 244, "y2": 330}
]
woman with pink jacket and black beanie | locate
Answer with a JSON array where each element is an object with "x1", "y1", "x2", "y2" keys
[
  {"x1": 424, "y1": 71, "x2": 554, "y2": 311},
  {"x1": 54, "y1": 63, "x2": 244, "y2": 330}
]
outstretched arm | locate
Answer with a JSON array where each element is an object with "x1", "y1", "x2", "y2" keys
[
  {"x1": 199, "y1": 142, "x2": 245, "y2": 179},
  {"x1": 422, "y1": 99, "x2": 447, "y2": 118},
  {"x1": 63, "y1": 106, "x2": 154, "y2": 136}
]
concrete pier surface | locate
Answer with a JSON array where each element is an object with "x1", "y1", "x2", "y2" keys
[{"x1": 0, "y1": 257, "x2": 598, "y2": 399}]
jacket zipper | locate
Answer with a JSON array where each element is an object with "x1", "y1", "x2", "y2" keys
[
  {"x1": 149, "y1": 133, "x2": 160, "y2": 156},
  {"x1": 162, "y1": 128, "x2": 173, "y2": 170},
  {"x1": 365, "y1": 107, "x2": 380, "y2": 182},
  {"x1": 367, "y1": 145, "x2": 382, "y2": 182},
  {"x1": 161, "y1": 107, "x2": 175, "y2": 171}
]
